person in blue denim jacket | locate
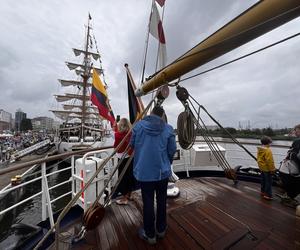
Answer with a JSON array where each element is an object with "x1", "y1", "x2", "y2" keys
[{"x1": 130, "y1": 105, "x2": 177, "y2": 244}]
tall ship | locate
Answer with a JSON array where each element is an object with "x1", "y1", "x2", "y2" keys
[
  {"x1": 50, "y1": 15, "x2": 113, "y2": 153},
  {"x1": 0, "y1": 1, "x2": 300, "y2": 249}
]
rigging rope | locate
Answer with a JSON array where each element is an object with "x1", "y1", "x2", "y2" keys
[
  {"x1": 176, "y1": 86, "x2": 237, "y2": 181},
  {"x1": 174, "y1": 31, "x2": 300, "y2": 84},
  {"x1": 139, "y1": 5, "x2": 300, "y2": 93},
  {"x1": 189, "y1": 94, "x2": 257, "y2": 161}
]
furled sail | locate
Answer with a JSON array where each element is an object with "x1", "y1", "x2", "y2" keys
[
  {"x1": 63, "y1": 104, "x2": 98, "y2": 111},
  {"x1": 66, "y1": 62, "x2": 102, "y2": 74},
  {"x1": 51, "y1": 110, "x2": 99, "y2": 116},
  {"x1": 55, "y1": 94, "x2": 90, "y2": 102},
  {"x1": 72, "y1": 48, "x2": 100, "y2": 61},
  {"x1": 58, "y1": 79, "x2": 92, "y2": 87}
]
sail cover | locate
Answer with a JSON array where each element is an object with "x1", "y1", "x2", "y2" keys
[{"x1": 91, "y1": 68, "x2": 115, "y2": 125}]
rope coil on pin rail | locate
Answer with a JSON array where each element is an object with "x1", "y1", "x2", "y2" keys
[
  {"x1": 175, "y1": 85, "x2": 237, "y2": 182},
  {"x1": 176, "y1": 86, "x2": 196, "y2": 149}
]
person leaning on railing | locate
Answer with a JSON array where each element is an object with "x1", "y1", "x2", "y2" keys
[{"x1": 113, "y1": 118, "x2": 134, "y2": 205}]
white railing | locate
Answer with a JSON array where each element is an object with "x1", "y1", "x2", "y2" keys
[
  {"x1": 0, "y1": 140, "x2": 291, "y2": 233},
  {"x1": 0, "y1": 157, "x2": 73, "y2": 228},
  {"x1": 0, "y1": 148, "x2": 117, "y2": 229}
]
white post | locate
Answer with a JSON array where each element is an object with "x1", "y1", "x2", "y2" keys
[
  {"x1": 41, "y1": 163, "x2": 47, "y2": 221},
  {"x1": 42, "y1": 162, "x2": 55, "y2": 227},
  {"x1": 71, "y1": 155, "x2": 75, "y2": 196}
]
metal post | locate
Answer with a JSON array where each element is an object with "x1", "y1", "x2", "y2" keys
[
  {"x1": 71, "y1": 155, "x2": 75, "y2": 196},
  {"x1": 41, "y1": 163, "x2": 47, "y2": 221},
  {"x1": 42, "y1": 162, "x2": 54, "y2": 227}
]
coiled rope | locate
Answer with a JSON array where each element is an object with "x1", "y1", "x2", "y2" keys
[
  {"x1": 176, "y1": 86, "x2": 237, "y2": 181},
  {"x1": 177, "y1": 110, "x2": 196, "y2": 150}
]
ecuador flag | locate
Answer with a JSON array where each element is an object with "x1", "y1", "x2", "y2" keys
[{"x1": 91, "y1": 68, "x2": 115, "y2": 125}]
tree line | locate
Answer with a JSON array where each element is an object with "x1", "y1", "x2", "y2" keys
[{"x1": 202, "y1": 127, "x2": 292, "y2": 140}]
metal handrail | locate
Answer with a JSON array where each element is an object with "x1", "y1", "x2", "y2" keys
[
  {"x1": 0, "y1": 145, "x2": 114, "y2": 176},
  {"x1": 0, "y1": 162, "x2": 73, "y2": 218},
  {"x1": 0, "y1": 139, "x2": 291, "y2": 177},
  {"x1": 0, "y1": 176, "x2": 42, "y2": 196},
  {"x1": 0, "y1": 191, "x2": 42, "y2": 216}
]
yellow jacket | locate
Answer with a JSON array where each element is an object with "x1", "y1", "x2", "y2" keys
[{"x1": 257, "y1": 146, "x2": 275, "y2": 172}]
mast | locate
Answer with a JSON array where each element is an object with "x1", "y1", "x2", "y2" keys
[
  {"x1": 136, "y1": 0, "x2": 300, "y2": 96},
  {"x1": 81, "y1": 14, "x2": 92, "y2": 139}
]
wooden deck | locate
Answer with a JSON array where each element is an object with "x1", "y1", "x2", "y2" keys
[{"x1": 64, "y1": 177, "x2": 300, "y2": 249}]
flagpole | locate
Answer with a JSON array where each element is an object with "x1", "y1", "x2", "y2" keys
[
  {"x1": 140, "y1": 0, "x2": 155, "y2": 84},
  {"x1": 125, "y1": 64, "x2": 144, "y2": 111}
]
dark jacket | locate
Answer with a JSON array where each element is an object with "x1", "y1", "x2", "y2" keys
[{"x1": 287, "y1": 138, "x2": 300, "y2": 167}]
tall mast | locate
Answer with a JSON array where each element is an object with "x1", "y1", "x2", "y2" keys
[{"x1": 81, "y1": 14, "x2": 91, "y2": 139}]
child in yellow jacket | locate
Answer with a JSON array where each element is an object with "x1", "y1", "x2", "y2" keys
[{"x1": 257, "y1": 136, "x2": 276, "y2": 200}]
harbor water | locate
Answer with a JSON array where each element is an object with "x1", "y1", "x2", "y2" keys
[{"x1": 0, "y1": 161, "x2": 71, "y2": 249}]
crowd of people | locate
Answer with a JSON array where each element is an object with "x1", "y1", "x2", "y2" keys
[{"x1": 0, "y1": 132, "x2": 51, "y2": 162}]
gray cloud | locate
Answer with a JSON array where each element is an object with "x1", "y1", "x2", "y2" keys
[{"x1": 0, "y1": 0, "x2": 299, "y2": 129}]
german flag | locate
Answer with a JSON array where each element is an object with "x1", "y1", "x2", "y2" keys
[
  {"x1": 125, "y1": 64, "x2": 144, "y2": 124},
  {"x1": 91, "y1": 68, "x2": 115, "y2": 125}
]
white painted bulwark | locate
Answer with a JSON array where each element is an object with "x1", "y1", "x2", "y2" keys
[{"x1": 191, "y1": 143, "x2": 226, "y2": 167}]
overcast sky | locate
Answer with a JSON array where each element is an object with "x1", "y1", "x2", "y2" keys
[{"x1": 0, "y1": 0, "x2": 299, "y2": 129}]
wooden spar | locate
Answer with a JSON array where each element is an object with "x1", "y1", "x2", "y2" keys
[{"x1": 135, "y1": 0, "x2": 300, "y2": 96}]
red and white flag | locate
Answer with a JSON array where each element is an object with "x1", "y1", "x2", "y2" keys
[
  {"x1": 149, "y1": 3, "x2": 167, "y2": 69},
  {"x1": 156, "y1": 0, "x2": 165, "y2": 7}
]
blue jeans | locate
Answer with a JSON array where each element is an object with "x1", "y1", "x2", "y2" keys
[
  {"x1": 140, "y1": 178, "x2": 168, "y2": 238},
  {"x1": 261, "y1": 171, "x2": 272, "y2": 197}
]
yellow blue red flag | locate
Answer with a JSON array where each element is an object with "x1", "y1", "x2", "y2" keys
[{"x1": 91, "y1": 68, "x2": 115, "y2": 125}]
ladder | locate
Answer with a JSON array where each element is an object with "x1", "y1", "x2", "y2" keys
[{"x1": 11, "y1": 139, "x2": 52, "y2": 161}]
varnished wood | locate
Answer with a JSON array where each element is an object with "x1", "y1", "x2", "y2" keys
[{"x1": 71, "y1": 177, "x2": 298, "y2": 249}]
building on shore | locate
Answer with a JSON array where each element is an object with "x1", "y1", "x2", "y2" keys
[
  {"x1": 32, "y1": 116, "x2": 54, "y2": 132},
  {"x1": 0, "y1": 109, "x2": 12, "y2": 132},
  {"x1": 15, "y1": 109, "x2": 27, "y2": 132}
]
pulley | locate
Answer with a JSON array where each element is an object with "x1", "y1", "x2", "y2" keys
[
  {"x1": 82, "y1": 203, "x2": 106, "y2": 230},
  {"x1": 157, "y1": 85, "x2": 170, "y2": 100},
  {"x1": 176, "y1": 86, "x2": 189, "y2": 102}
]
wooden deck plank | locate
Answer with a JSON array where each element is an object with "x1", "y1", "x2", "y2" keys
[
  {"x1": 88, "y1": 177, "x2": 298, "y2": 249},
  {"x1": 111, "y1": 204, "x2": 139, "y2": 250}
]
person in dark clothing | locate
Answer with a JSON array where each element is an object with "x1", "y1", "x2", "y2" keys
[
  {"x1": 130, "y1": 106, "x2": 177, "y2": 245},
  {"x1": 279, "y1": 124, "x2": 300, "y2": 205},
  {"x1": 113, "y1": 118, "x2": 134, "y2": 205}
]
